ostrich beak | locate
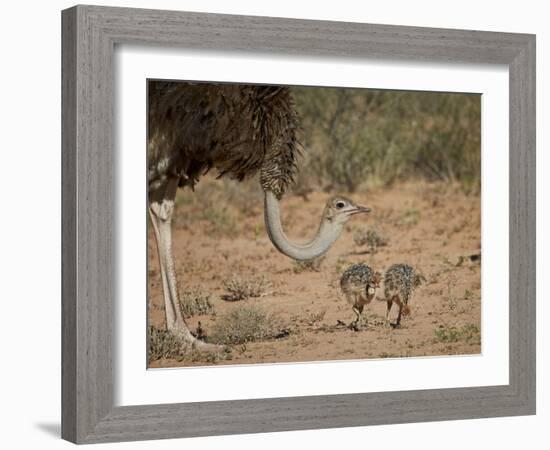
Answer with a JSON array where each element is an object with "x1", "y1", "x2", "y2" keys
[{"x1": 349, "y1": 205, "x2": 371, "y2": 215}]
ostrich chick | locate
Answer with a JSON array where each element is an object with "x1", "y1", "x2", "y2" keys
[
  {"x1": 384, "y1": 264, "x2": 424, "y2": 328},
  {"x1": 340, "y1": 264, "x2": 382, "y2": 330}
]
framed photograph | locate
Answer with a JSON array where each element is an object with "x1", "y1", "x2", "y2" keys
[{"x1": 61, "y1": 5, "x2": 535, "y2": 444}]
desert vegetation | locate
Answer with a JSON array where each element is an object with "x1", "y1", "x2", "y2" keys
[
  {"x1": 147, "y1": 86, "x2": 481, "y2": 367},
  {"x1": 292, "y1": 87, "x2": 481, "y2": 194}
]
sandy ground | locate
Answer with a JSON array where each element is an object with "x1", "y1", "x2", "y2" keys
[{"x1": 148, "y1": 180, "x2": 481, "y2": 368}]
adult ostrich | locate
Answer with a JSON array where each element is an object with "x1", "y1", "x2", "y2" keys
[{"x1": 148, "y1": 81, "x2": 371, "y2": 350}]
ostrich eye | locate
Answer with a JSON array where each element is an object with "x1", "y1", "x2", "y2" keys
[{"x1": 335, "y1": 201, "x2": 346, "y2": 209}]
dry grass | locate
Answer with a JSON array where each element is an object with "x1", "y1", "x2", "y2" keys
[
  {"x1": 434, "y1": 324, "x2": 480, "y2": 344},
  {"x1": 210, "y1": 304, "x2": 289, "y2": 345},
  {"x1": 353, "y1": 228, "x2": 389, "y2": 253},
  {"x1": 180, "y1": 286, "x2": 215, "y2": 317},
  {"x1": 148, "y1": 327, "x2": 228, "y2": 364},
  {"x1": 222, "y1": 275, "x2": 272, "y2": 301},
  {"x1": 397, "y1": 208, "x2": 421, "y2": 227},
  {"x1": 442, "y1": 273, "x2": 459, "y2": 311},
  {"x1": 148, "y1": 327, "x2": 185, "y2": 361},
  {"x1": 200, "y1": 206, "x2": 237, "y2": 237},
  {"x1": 292, "y1": 256, "x2": 325, "y2": 273},
  {"x1": 291, "y1": 310, "x2": 326, "y2": 328}
]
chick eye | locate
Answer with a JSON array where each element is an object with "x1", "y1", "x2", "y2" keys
[{"x1": 336, "y1": 201, "x2": 346, "y2": 209}]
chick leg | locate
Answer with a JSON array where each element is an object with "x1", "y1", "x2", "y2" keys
[
  {"x1": 395, "y1": 299, "x2": 404, "y2": 328},
  {"x1": 352, "y1": 302, "x2": 365, "y2": 330},
  {"x1": 385, "y1": 299, "x2": 393, "y2": 325}
]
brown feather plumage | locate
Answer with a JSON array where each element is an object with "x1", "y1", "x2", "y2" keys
[{"x1": 147, "y1": 81, "x2": 301, "y2": 198}]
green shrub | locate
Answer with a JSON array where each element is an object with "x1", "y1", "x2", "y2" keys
[{"x1": 292, "y1": 87, "x2": 481, "y2": 193}]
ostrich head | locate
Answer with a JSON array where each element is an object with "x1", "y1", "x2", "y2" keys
[
  {"x1": 323, "y1": 196, "x2": 371, "y2": 225},
  {"x1": 264, "y1": 191, "x2": 371, "y2": 261}
]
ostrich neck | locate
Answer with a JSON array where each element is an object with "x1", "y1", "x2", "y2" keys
[{"x1": 264, "y1": 190, "x2": 343, "y2": 261}]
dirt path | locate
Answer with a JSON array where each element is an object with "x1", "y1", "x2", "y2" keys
[{"x1": 148, "y1": 181, "x2": 481, "y2": 368}]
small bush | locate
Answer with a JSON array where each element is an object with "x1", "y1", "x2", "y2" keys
[
  {"x1": 434, "y1": 324, "x2": 480, "y2": 344},
  {"x1": 397, "y1": 208, "x2": 420, "y2": 227},
  {"x1": 148, "y1": 326, "x2": 227, "y2": 364},
  {"x1": 222, "y1": 275, "x2": 272, "y2": 301},
  {"x1": 180, "y1": 287, "x2": 215, "y2": 317},
  {"x1": 210, "y1": 304, "x2": 288, "y2": 345},
  {"x1": 298, "y1": 310, "x2": 326, "y2": 327},
  {"x1": 148, "y1": 327, "x2": 184, "y2": 361},
  {"x1": 335, "y1": 256, "x2": 351, "y2": 274},
  {"x1": 353, "y1": 228, "x2": 388, "y2": 253},
  {"x1": 292, "y1": 256, "x2": 325, "y2": 273}
]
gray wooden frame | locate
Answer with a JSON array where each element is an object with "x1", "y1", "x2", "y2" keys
[{"x1": 61, "y1": 4, "x2": 536, "y2": 444}]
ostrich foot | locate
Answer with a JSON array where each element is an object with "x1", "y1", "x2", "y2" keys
[
  {"x1": 169, "y1": 327, "x2": 227, "y2": 353},
  {"x1": 192, "y1": 338, "x2": 227, "y2": 353}
]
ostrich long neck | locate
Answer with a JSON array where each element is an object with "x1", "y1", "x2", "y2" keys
[{"x1": 264, "y1": 190, "x2": 343, "y2": 261}]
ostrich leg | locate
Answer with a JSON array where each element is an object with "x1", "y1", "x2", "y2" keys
[{"x1": 149, "y1": 179, "x2": 220, "y2": 350}]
